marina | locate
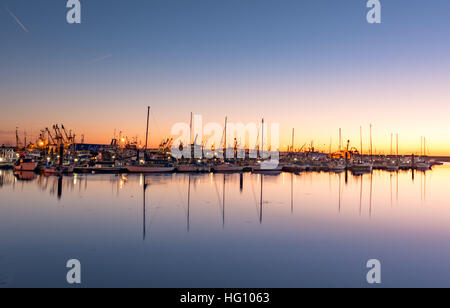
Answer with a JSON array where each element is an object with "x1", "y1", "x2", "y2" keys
[
  {"x1": 1, "y1": 109, "x2": 443, "y2": 179},
  {"x1": 3, "y1": 0, "x2": 450, "y2": 289}
]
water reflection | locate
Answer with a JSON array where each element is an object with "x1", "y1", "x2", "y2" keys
[
  {"x1": 5, "y1": 168, "x2": 435, "y2": 223},
  {"x1": 0, "y1": 166, "x2": 448, "y2": 287}
]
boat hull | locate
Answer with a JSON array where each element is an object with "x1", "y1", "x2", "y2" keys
[
  {"x1": 252, "y1": 165, "x2": 283, "y2": 174},
  {"x1": 0, "y1": 162, "x2": 14, "y2": 169},
  {"x1": 74, "y1": 167, "x2": 125, "y2": 174},
  {"x1": 282, "y1": 164, "x2": 307, "y2": 173},
  {"x1": 211, "y1": 165, "x2": 245, "y2": 173}
]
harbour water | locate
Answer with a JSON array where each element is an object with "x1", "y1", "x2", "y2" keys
[{"x1": 1, "y1": 165, "x2": 450, "y2": 287}]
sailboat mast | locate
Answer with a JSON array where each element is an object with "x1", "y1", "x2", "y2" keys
[
  {"x1": 261, "y1": 118, "x2": 264, "y2": 157},
  {"x1": 420, "y1": 137, "x2": 422, "y2": 156},
  {"x1": 189, "y1": 112, "x2": 193, "y2": 146},
  {"x1": 424, "y1": 137, "x2": 427, "y2": 156},
  {"x1": 360, "y1": 126, "x2": 363, "y2": 156},
  {"x1": 291, "y1": 128, "x2": 295, "y2": 153},
  {"x1": 145, "y1": 106, "x2": 150, "y2": 150},
  {"x1": 329, "y1": 137, "x2": 332, "y2": 156},
  {"x1": 224, "y1": 116, "x2": 227, "y2": 157},
  {"x1": 396, "y1": 134, "x2": 399, "y2": 158},
  {"x1": 391, "y1": 133, "x2": 393, "y2": 156}
]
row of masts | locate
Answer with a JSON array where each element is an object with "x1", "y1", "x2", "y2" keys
[
  {"x1": 10, "y1": 107, "x2": 431, "y2": 158},
  {"x1": 185, "y1": 111, "x2": 270, "y2": 158},
  {"x1": 328, "y1": 125, "x2": 429, "y2": 157}
]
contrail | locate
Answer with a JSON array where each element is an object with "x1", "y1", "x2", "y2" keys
[
  {"x1": 5, "y1": 7, "x2": 29, "y2": 33},
  {"x1": 90, "y1": 54, "x2": 113, "y2": 63}
]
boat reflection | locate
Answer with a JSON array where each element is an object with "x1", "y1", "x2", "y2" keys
[{"x1": 0, "y1": 165, "x2": 439, "y2": 235}]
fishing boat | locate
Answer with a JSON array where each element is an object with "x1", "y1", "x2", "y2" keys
[{"x1": 14, "y1": 158, "x2": 38, "y2": 172}]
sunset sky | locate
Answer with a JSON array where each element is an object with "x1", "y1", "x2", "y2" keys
[{"x1": 1, "y1": 0, "x2": 450, "y2": 155}]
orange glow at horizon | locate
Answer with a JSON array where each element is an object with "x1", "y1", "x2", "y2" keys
[{"x1": 2, "y1": 75, "x2": 450, "y2": 156}]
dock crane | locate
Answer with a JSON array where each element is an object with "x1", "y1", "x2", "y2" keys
[
  {"x1": 45, "y1": 128, "x2": 56, "y2": 145},
  {"x1": 61, "y1": 125, "x2": 71, "y2": 143},
  {"x1": 52, "y1": 124, "x2": 67, "y2": 145},
  {"x1": 61, "y1": 125, "x2": 74, "y2": 144}
]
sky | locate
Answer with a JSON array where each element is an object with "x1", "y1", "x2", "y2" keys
[{"x1": 1, "y1": 0, "x2": 450, "y2": 155}]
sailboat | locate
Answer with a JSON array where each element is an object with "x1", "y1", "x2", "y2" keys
[
  {"x1": 251, "y1": 118, "x2": 282, "y2": 174},
  {"x1": 125, "y1": 107, "x2": 175, "y2": 174}
]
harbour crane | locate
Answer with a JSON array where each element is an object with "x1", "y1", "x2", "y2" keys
[
  {"x1": 45, "y1": 128, "x2": 56, "y2": 145},
  {"x1": 61, "y1": 125, "x2": 71, "y2": 144}
]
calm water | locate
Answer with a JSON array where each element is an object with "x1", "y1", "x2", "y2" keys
[{"x1": 1, "y1": 165, "x2": 450, "y2": 287}]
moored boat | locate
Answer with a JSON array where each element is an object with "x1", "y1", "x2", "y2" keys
[
  {"x1": 14, "y1": 158, "x2": 38, "y2": 172},
  {"x1": 415, "y1": 162, "x2": 431, "y2": 171},
  {"x1": 282, "y1": 163, "x2": 307, "y2": 173},
  {"x1": 0, "y1": 160, "x2": 14, "y2": 169},
  {"x1": 350, "y1": 161, "x2": 373, "y2": 173},
  {"x1": 385, "y1": 164, "x2": 399, "y2": 171}
]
